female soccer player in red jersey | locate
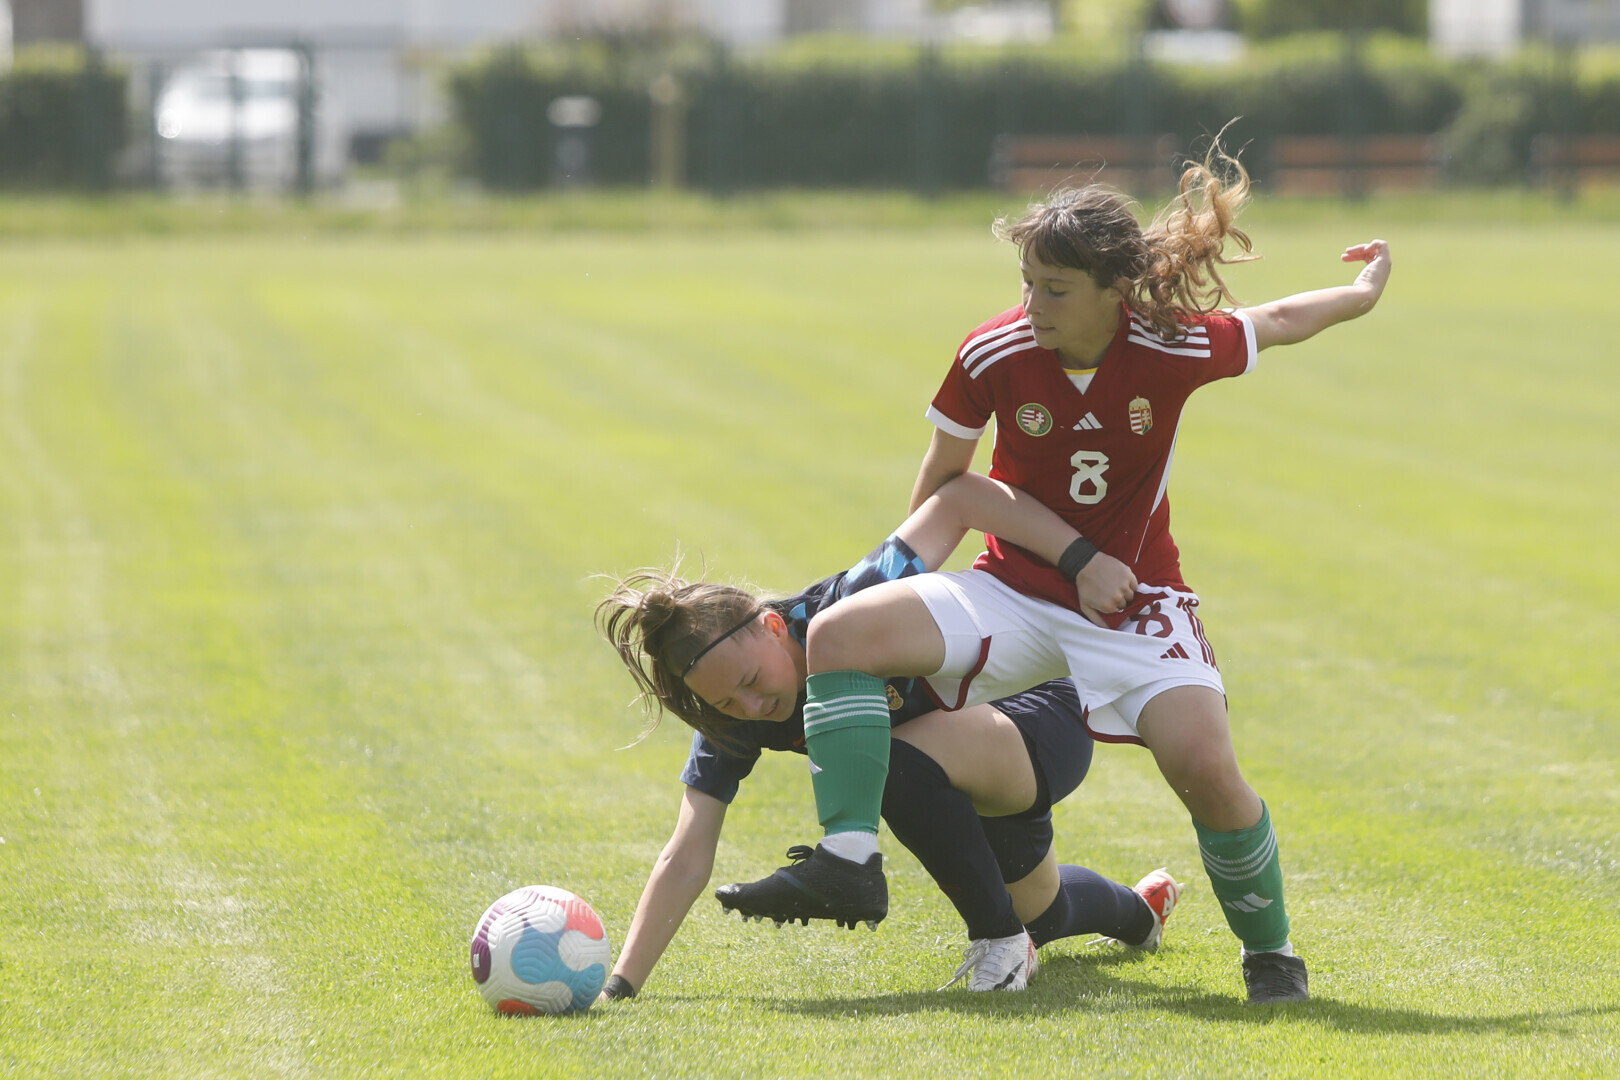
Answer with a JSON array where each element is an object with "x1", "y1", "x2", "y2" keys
[{"x1": 721, "y1": 144, "x2": 1392, "y2": 1004}]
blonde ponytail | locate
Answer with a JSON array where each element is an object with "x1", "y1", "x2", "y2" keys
[{"x1": 1132, "y1": 141, "x2": 1256, "y2": 340}]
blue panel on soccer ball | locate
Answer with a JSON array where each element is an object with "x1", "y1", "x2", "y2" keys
[{"x1": 510, "y1": 923, "x2": 606, "y2": 1012}]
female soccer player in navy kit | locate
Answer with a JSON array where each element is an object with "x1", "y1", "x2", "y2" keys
[
  {"x1": 594, "y1": 473, "x2": 1181, "y2": 996},
  {"x1": 722, "y1": 146, "x2": 1392, "y2": 1004}
]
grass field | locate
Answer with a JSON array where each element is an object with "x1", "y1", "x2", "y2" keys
[{"x1": 1, "y1": 198, "x2": 1616, "y2": 1078}]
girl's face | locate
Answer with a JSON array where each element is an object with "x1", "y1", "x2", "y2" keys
[
  {"x1": 1020, "y1": 253, "x2": 1125, "y2": 362},
  {"x1": 683, "y1": 612, "x2": 804, "y2": 723}
]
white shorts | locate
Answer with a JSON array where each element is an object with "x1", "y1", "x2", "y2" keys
[{"x1": 901, "y1": 570, "x2": 1224, "y2": 746}]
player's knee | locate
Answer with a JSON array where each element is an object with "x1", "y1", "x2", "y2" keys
[
  {"x1": 1156, "y1": 736, "x2": 1247, "y2": 803},
  {"x1": 804, "y1": 604, "x2": 863, "y2": 672}
]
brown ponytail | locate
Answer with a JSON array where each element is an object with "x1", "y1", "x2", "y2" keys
[
  {"x1": 994, "y1": 134, "x2": 1258, "y2": 342},
  {"x1": 595, "y1": 565, "x2": 766, "y2": 749}
]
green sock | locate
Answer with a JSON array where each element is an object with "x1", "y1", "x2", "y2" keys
[
  {"x1": 802, "y1": 670, "x2": 891, "y2": 837},
  {"x1": 1194, "y1": 800, "x2": 1292, "y2": 953}
]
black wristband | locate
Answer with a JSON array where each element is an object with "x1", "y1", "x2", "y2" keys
[
  {"x1": 1057, "y1": 536, "x2": 1100, "y2": 581},
  {"x1": 602, "y1": 974, "x2": 637, "y2": 1000}
]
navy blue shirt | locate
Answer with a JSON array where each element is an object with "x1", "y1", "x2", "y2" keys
[{"x1": 679, "y1": 534, "x2": 941, "y2": 804}]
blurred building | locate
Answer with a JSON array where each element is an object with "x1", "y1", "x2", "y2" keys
[
  {"x1": 86, "y1": 1, "x2": 1055, "y2": 158},
  {"x1": 1433, "y1": 0, "x2": 1620, "y2": 55},
  {"x1": 11, "y1": 0, "x2": 84, "y2": 45},
  {"x1": 90, "y1": 0, "x2": 527, "y2": 153},
  {"x1": 536, "y1": 0, "x2": 1052, "y2": 44}
]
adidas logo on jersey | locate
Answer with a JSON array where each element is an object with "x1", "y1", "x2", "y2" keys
[{"x1": 1072, "y1": 412, "x2": 1102, "y2": 431}]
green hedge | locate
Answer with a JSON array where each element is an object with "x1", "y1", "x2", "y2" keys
[
  {"x1": 448, "y1": 36, "x2": 1618, "y2": 191},
  {"x1": 0, "y1": 47, "x2": 126, "y2": 190}
]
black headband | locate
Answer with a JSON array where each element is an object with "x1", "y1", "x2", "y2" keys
[{"x1": 679, "y1": 610, "x2": 762, "y2": 677}]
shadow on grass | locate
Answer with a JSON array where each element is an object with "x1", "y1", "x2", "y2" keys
[{"x1": 754, "y1": 950, "x2": 1620, "y2": 1034}]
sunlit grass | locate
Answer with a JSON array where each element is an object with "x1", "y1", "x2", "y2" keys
[{"x1": 0, "y1": 208, "x2": 1615, "y2": 1078}]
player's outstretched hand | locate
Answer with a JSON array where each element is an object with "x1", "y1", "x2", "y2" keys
[
  {"x1": 1341, "y1": 239, "x2": 1392, "y2": 307},
  {"x1": 1077, "y1": 552, "x2": 1137, "y2": 627}
]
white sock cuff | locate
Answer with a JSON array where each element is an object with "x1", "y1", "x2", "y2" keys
[
  {"x1": 1241, "y1": 940, "x2": 1295, "y2": 959},
  {"x1": 820, "y1": 831, "x2": 880, "y2": 864}
]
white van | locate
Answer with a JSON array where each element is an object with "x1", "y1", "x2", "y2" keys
[{"x1": 155, "y1": 48, "x2": 346, "y2": 191}]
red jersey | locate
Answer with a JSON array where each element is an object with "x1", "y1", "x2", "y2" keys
[{"x1": 927, "y1": 304, "x2": 1256, "y2": 624}]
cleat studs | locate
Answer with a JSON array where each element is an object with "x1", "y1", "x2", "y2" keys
[{"x1": 865, "y1": 920, "x2": 878, "y2": 931}]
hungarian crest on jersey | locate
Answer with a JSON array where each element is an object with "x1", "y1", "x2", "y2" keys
[
  {"x1": 1016, "y1": 403, "x2": 1053, "y2": 436},
  {"x1": 1128, "y1": 396, "x2": 1153, "y2": 435}
]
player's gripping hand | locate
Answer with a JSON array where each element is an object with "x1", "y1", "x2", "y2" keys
[
  {"x1": 1077, "y1": 552, "x2": 1137, "y2": 628},
  {"x1": 1341, "y1": 239, "x2": 1392, "y2": 307}
]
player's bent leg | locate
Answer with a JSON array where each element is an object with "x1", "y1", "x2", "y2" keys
[
  {"x1": 884, "y1": 719, "x2": 1040, "y2": 990},
  {"x1": 891, "y1": 704, "x2": 1037, "y2": 817},
  {"x1": 717, "y1": 671, "x2": 892, "y2": 929},
  {"x1": 803, "y1": 579, "x2": 947, "y2": 677},
  {"x1": 747, "y1": 584, "x2": 949, "y2": 921},
  {"x1": 882, "y1": 738, "x2": 1023, "y2": 941},
  {"x1": 1005, "y1": 848, "x2": 1060, "y2": 925},
  {"x1": 803, "y1": 671, "x2": 892, "y2": 840},
  {"x1": 980, "y1": 821, "x2": 1160, "y2": 950},
  {"x1": 1136, "y1": 685, "x2": 1260, "y2": 832},
  {"x1": 1015, "y1": 857, "x2": 1158, "y2": 949},
  {"x1": 1137, "y1": 686, "x2": 1306, "y2": 1002}
]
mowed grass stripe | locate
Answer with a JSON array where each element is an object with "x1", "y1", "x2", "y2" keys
[
  {"x1": 1, "y1": 283, "x2": 317, "y2": 1076},
  {"x1": 141, "y1": 274, "x2": 631, "y2": 1059}
]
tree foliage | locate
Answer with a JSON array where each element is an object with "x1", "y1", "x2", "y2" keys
[{"x1": 1236, "y1": 0, "x2": 1426, "y2": 38}]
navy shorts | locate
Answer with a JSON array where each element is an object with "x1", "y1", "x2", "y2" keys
[{"x1": 979, "y1": 680, "x2": 1095, "y2": 883}]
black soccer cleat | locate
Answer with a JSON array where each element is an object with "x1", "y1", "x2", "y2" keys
[
  {"x1": 1242, "y1": 950, "x2": 1310, "y2": 1004},
  {"x1": 715, "y1": 844, "x2": 888, "y2": 930}
]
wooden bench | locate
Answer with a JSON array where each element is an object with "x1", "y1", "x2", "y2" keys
[
  {"x1": 990, "y1": 134, "x2": 1181, "y2": 194},
  {"x1": 1268, "y1": 135, "x2": 1442, "y2": 196},
  {"x1": 1531, "y1": 134, "x2": 1620, "y2": 190}
]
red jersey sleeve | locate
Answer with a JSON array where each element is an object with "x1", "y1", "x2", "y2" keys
[
  {"x1": 1190, "y1": 309, "x2": 1258, "y2": 386},
  {"x1": 925, "y1": 308, "x2": 1028, "y2": 439}
]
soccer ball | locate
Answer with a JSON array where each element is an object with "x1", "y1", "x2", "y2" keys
[{"x1": 469, "y1": 885, "x2": 612, "y2": 1015}]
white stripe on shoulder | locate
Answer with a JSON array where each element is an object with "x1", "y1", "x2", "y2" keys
[
  {"x1": 1129, "y1": 314, "x2": 1208, "y2": 342},
  {"x1": 967, "y1": 334, "x2": 1039, "y2": 378},
  {"x1": 925, "y1": 403, "x2": 987, "y2": 440},
  {"x1": 1126, "y1": 332, "x2": 1212, "y2": 358},
  {"x1": 959, "y1": 319, "x2": 1033, "y2": 367},
  {"x1": 962, "y1": 317, "x2": 1032, "y2": 352}
]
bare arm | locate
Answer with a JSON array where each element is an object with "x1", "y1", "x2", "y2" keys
[
  {"x1": 1241, "y1": 239, "x2": 1392, "y2": 352},
  {"x1": 597, "y1": 785, "x2": 727, "y2": 1002},
  {"x1": 897, "y1": 472, "x2": 1136, "y2": 623},
  {"x1": 908, "y1": 428, "x2": 979, "y2": 514}
]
